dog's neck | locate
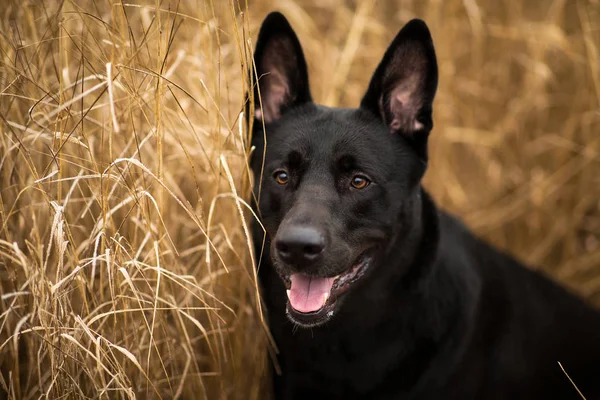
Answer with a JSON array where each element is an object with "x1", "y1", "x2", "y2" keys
[{"x1": 393, "y1": 187, "x2": 440, "y2": 289}]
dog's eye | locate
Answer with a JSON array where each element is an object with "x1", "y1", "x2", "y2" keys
[
  {"x1": 351, "y1": 175, "x2": 370, "y2": 190},
  {"x1": 274, "y1": 170, "x2": 289, "y2": 185}
]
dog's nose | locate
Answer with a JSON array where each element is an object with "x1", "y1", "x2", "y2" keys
[{"x1": 275, "y1": 226, "x2": 325, "y2": 264}]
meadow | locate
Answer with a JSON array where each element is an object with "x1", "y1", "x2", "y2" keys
[{"x1": 0, "y1": 0, "x2": 599, "y2": 398}]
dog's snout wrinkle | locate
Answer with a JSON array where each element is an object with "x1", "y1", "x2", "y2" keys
[{"x1": 275, "y1": 225, "x2": 325, "y2": 265}]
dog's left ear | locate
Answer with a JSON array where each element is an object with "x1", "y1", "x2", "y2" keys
[{"x1": 360, "y1": 19, "x2": 438, "y2": 160}]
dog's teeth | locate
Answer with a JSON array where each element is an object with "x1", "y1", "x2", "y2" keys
[
  {"x1": 286, "y1": 290, "x2": 291, "y2": 299},
  {"x1": 322, "y1": 292, "x2": 329, "y2": 306}
]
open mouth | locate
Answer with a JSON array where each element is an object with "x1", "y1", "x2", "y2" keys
[{"x1": 282, "y1": 252, "x2": 372, "y2": 326}]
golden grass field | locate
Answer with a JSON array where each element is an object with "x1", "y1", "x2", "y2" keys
[{"x1": 0, "y1": 0, "x2": 599, "y2": 398}]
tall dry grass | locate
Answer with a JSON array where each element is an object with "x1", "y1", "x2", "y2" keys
[
  {"x1": 1, "y1": 1, "x2": 266, "y2": 398},
  {"x1": 0, "y1": 0, "x2": 599, "y2": 399}
]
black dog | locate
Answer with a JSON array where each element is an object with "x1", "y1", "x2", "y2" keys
[{"x1": 249, "y1": 12, "x2": 600, "y2": 400}]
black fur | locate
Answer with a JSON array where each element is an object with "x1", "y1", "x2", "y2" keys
[{"x1": 249, "y1": 12, "x2": 600, "y2": 399}]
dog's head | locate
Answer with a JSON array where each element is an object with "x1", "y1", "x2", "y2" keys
[{"x1": 249, "y1": 12, "x2": 438, "y2": 327}]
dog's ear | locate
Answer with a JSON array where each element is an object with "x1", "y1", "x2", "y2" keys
[
  {"x1": 360, "y1": 19, "x2": 438, "y2": 160},
  {"x1": 252, "y1": 12, "x2": 311, "y2": 124}
]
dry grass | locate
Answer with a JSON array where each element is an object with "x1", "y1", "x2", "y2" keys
[{"x1": 0, "y1": 0, "x2": 599, "y2": 398}]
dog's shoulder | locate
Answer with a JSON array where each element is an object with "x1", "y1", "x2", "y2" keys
[{"x1": 431, "y1": 209, "x2": 600, "y2": 398}]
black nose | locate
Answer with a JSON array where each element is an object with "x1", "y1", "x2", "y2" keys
[{"x1": 275, "y1": 226, "x2": 325, "y2": 265}]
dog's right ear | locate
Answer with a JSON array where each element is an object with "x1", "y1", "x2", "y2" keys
[{"x1": 251, "y1": 12, "x2": 312, "y2": 124}]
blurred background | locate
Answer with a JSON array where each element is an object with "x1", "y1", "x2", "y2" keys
[{"x1": 0, "y1": 0, "x2": 598, "y2": 398}]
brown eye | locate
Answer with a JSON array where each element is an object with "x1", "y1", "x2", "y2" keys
[
  {"x1": 274, "y1": 170, "x2": 289, "y2": 185},
  {"x1": 351, "y1": 175, "x2": 370, "y2": 189}
]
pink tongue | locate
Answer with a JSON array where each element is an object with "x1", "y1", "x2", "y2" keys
[{"x1": 288, "y1": 274, "x2": 335, "y2": 313}]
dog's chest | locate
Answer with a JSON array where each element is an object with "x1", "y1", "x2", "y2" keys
[{"x1": 277, "y1": 326, "x2": 412, "y2": 393}]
